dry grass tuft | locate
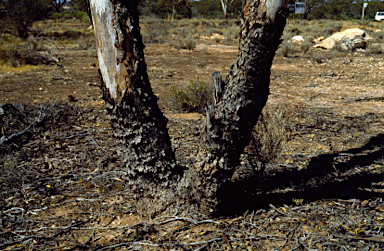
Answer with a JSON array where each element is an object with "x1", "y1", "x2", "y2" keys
[{"x1": 244, "y1": 105, "x2": 293, "y2": 172}]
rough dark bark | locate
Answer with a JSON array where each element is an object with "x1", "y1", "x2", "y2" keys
[
  {"x1": 204, "y1": 0, "x2": 289, "y2": 170},
  {"x1": 178, "y1": 0, "x2": 289, "y2": 215},
  {"x1": 89, "y1": 0, "x2": 289, "y2": 217},
  {"x1": 90, "y1": 0, "x2": 182, "y2": 217}
]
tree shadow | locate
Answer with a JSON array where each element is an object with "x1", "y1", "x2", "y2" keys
[{"x1": 216, "y1": 134, "x2": 384, "y2": 216}]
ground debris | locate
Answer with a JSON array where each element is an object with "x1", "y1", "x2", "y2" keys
[{"x1": 1, "y1": 39, "x2": 384, "y2": 250}]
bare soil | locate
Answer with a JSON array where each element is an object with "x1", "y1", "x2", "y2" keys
[{"x1": 1, "y1": 38, "x2": 384, "y2": 250}]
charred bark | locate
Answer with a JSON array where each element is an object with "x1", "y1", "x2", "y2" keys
[
  {"x1": 89, "y1": 0, "x2": 289, "y2": 217},
  {"x1": 204, "y1": 0, "x2": 289, "y2": 170},
  {"x1": 178, "y1": 0, "x2": 289, "y2": 215},
  {"x1": 90, "y1": 1, "x2": 182, "y2": 217}
]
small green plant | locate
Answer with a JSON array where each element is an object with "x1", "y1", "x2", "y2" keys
[
  {"x1": 167, "y1": 77, "x2": 213, "y2": 113},
  {"x1": 51, "y1": 13, "x2": 62, "y2": 20},
  {"x1": 81, "y1": 15, "x2": 90, "y2": 24},
  {"x1": 75, "y1": 11, "x2": 87, "y2": 20},
  {"x1": 63, "y1": 13, "x2": 73, "y2": 20}
]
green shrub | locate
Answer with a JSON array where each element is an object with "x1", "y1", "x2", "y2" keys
[
  {"x1": 75, "y1": 11, "x2": 87, "y2": 20},
  {"x1": 81, "y1": 15, "x2": 90, "y2": 24},
  {"x1": 167, "y1": 77, "x2": 213, "y2": 113},
  {"x1": 63, "y1": 13, "x2": 73, "y2": 20},
  {"x1": 51, "y1": 13, "x2": 62, "y2": 20}
]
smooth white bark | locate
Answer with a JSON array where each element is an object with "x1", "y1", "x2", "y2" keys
[
  {"x1": 89, "y1": 0, "x2": 120, "y2": 99},
  {"x1": 264, "y1": 0, "x2": 289, "y2": 20},
  {"x1": 220, "y1": 0, "x2": 234, "y2": 18}
]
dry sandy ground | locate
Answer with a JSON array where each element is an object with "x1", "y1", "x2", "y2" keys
[{"x1": 1, "y1": 42, "x2": 384, "y2": 250}]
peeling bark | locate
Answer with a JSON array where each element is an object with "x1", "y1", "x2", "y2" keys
[
  {"x1": 89, "y1": 0, "x2": 289, "y2": 217},
  {"x1": 90, "y1": 0, "x2": 181, "y2": 218}
]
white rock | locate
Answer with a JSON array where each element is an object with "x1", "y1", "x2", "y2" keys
[
  {"x1": 291, "y1": 35, "x2": 304, "y2": 44},
  {"x1": 312, "y1": 36, "x2": 324, "y2": 44},
  {"x1": 314, "y1": 28, "x2": 373, "y2": 50}
]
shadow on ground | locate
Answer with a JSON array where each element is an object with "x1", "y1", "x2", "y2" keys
[{"x1": 217, "y1": 134, "x2": 384, "y2": 216}]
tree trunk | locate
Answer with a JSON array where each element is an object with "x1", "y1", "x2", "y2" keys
[
  {"x1": 179, "y1": 0, "x2": 289, "y2": 215},
  {"x1": 221, "y1": 0, "x2": 228, "y2": 19},
  {"x1": 89, "y1": 0, "x2": 182, "y2": 218},
  {"x1": 89, "y1": 0, "x2": 289, "y2": 218}
]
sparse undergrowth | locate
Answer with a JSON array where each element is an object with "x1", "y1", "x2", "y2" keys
[
  {"x1": 167, "y1": 76, "x2": 213, "y2": 113},
  {"x1": 244, "y1": 105, "x2": 293, "y2": 172},
  {"x1": 1, "y1": 18, "x2": 384, "y2": 251}
]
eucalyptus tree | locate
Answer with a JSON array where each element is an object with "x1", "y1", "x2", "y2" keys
[
  {"x1": 302, "y1": 0, "x2": 326, "y2": 19},
  {"x1": 0, "y1": 0, "x2": 50, "y2": 38},
  {"x1": 220, "y1": 0, "x2": 234, "y2": 19},
  {"x1": 51, "y1": 0, "x2": 67, "y2": 13},
  {"x1": 88, "y1": 0, "x2": 289, "y2": 218}
]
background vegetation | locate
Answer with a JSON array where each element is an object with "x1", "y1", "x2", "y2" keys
[{"x1": 1, "y1": 0, "x2": 384, "y2": 170}]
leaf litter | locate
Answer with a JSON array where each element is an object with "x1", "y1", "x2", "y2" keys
[{"x1": 0, "y1": 44, "x2": 384, "y2": 250}]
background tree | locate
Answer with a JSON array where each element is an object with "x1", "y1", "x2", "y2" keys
[
  {"x1": 146, "y1": 0, "x2": 191, "y2": 18},
  {"x1": 51, "y1": 0, "x2": 67, "y2": 13},
  {"x1": 307, "y1": 0, "x2": 384, "y2": 20},
  {"x1": 220, "y1": 0, "x2": 234, "y2": 19},
  {"x1": 70, "y1": 0, "x2": 89, "y2": 12},
  {"x1": 192, "y1": 0, "x2": 242, "y2": 18},
  {"x1": 0, "y1": 0, "x2": 50, "y2": 38},
  {"x1": 193, "y1": 0, "x2": 222, "y2": 18},
  {"x1": 89, "y1": 0, "x2": 288, "y2": 217},
  {"x1": 301, "y1": 0, "x2": 326, "y2": 19},
  {"x1": 361, "y1": 0, "x2": 384, "y2": 20}
]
